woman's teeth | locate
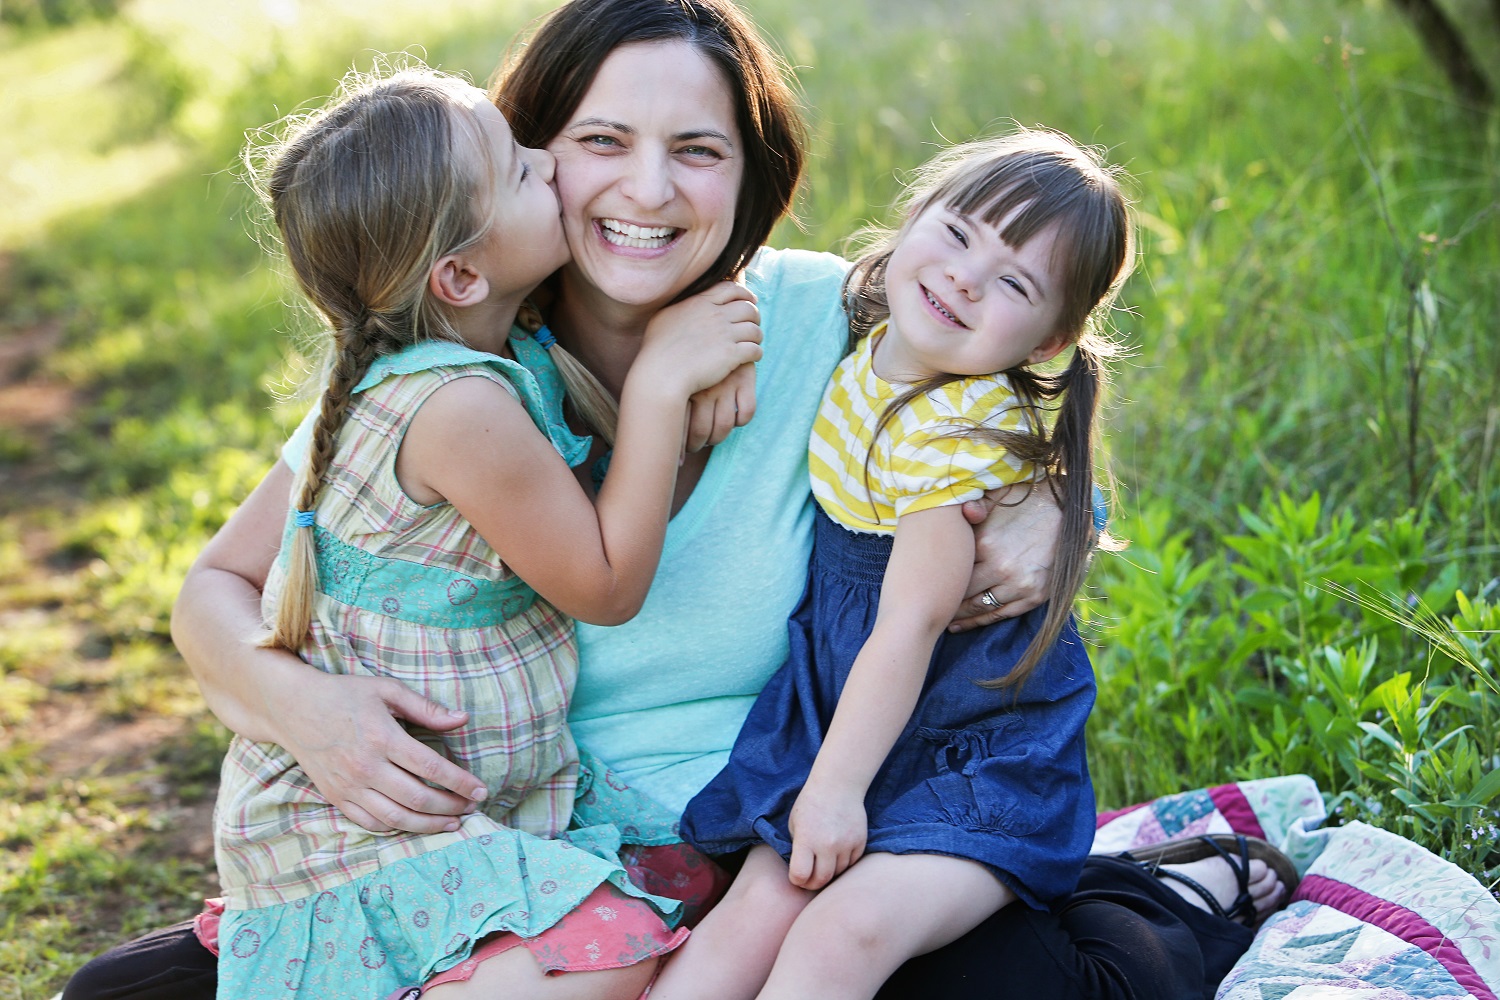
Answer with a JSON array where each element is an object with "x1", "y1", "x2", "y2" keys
[
  {"x1": 600, "y1": 219, "x2": 677, "y2": 249},
  {"x1": 925, "y1": 288, "x2": 960, "y2": 324}
]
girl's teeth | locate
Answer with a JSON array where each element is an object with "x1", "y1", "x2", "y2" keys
[{"x1": 926, "y1": 289, "x2": 958, "y2": 323}]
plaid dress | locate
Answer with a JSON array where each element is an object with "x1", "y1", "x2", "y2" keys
[{"x1": 214, "y1": 339, "x2": 683, "y2": 999}]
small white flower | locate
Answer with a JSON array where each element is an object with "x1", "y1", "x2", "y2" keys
[
  {"x1": 593, "y1": 905, "x2": 619, "y2": 922},
  {"x1": 585, "y1": 940, "x2": 602, "y2": 962}
]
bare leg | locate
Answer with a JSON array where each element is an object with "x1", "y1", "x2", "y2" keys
[
  {"x1": 424, "y1": 945, "x2": 657, "y2": 1000},
  {"x1": 757, "y1": 852, "x2": 1013, "y2": 1000},
  {"x1": 650, "y1": 845, "x2": 815, "y2": 1000}
]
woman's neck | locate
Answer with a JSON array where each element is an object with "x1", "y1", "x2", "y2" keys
[{"x1": 547, "y1": 266, "x2": 659, "y2": 400}]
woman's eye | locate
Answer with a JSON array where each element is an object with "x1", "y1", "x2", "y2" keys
[
  {"x1": 678, "y1": 144, "x2": 720, "y2": 159},
  {"x1": 582, "y1": 134, "x2": 621, "y2": 149}
]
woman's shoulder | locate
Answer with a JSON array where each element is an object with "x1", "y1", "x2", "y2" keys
[{"x1": 743, "y1": 246, "x2": 850, "y2": 302}]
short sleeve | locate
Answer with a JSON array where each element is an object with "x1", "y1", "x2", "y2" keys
[
  {"x1": 886, "y1": 422, "x2": 1011, "y2": 517},
  {"x1": 882, "y1": 376, "x2": 1036, "y2": 519}
]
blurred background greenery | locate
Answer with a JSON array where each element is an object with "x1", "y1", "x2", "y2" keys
[{"x1": 0, "y1": 0, "x2": 1496, "y2": 993}]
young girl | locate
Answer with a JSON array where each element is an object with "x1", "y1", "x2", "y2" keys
[
  {"x1": 209, "y1": 67, "x2": 762, "y2": 999},
  {"x1": 663, "y1": 128, "x2": 1135, "y2": 1000}
]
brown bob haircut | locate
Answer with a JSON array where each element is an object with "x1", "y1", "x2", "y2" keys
[{"x1": 491, "y1": 0, "x2": 806, "y2": 301}]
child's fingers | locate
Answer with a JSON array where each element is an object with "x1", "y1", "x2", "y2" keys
[
  {"x1": 788, "y1": 841, "x2": 817, "y2": 888},
  {"x1": 733, "y1": 363, "x2": 757, "y2": 426}
]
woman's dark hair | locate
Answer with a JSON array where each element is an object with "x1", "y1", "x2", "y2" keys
[
  {"x1": 490, "y1": 0, "x2": 806, "y2": 300},
  {"x1": 845, "y1": 127, "x2": 1136, "y2": 693}
]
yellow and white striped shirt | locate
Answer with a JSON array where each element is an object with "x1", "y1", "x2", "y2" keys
[{"x1": 808, "y1": 324, "x2": 1037, "y2": 534}]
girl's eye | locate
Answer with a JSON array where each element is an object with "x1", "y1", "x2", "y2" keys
[
  {"x1": 945, "y1": 224, "x2": 968, "y2": 247},
  {"x1": 519, "y1": 162, "x2": 531, "y2": 183},
  {"x1": 1001, "y1": 276, "x2": 1030, "y2": 299}
]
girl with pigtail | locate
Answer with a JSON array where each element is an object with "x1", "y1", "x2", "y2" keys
[
  {"x1": 212, "y1": 64, "x2": 761, "y2": 999},
  {"x1": 667, "y1": 127, "x2": 1135, "y2": 1000}
]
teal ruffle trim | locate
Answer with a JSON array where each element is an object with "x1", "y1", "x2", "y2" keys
[
  {"x1": 572, "y1": 746, "x2": 685, "y2": 847},
  {"x1": 217, "y1": 824, "x2": 680, "y2": 999}
]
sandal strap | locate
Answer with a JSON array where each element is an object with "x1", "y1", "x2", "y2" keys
[
  {"x1": 1198, "y1": 834, "x2": 1257, "y2": 923},
  {"x1": 1150, "y1": 867, "x2": 1230, "y2": 920}
]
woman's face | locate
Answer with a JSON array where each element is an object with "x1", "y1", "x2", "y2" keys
[{"x1": 547, "y1": 39, "x2": 744, "y2": 313}]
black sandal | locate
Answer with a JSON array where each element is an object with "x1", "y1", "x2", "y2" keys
[{"x1": 1118, "y1": 833, "x2": 1299, "y2": 927}]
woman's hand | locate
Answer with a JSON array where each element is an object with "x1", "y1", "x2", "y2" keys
[
  {"x1": 684, "y1": 361, "x2": 757, "y2": 453},
  {"x1": 174, "y1": 460, "x2": 485, "y2": 834},
  {"x1": 787, "y1": 782, "x2": 867, "y2": 890},
  {"x1": 950, "y1": 483, "x2": 1062, "y2": 631},
  {"x1": 271, "y1": 670, "x2": 487, "y2": 834}
]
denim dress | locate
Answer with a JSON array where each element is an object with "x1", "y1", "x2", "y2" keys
[{"x1": 680, "y1": 509, "x2": 1097, "y2": 908}]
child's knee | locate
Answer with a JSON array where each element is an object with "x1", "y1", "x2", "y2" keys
[{"x1": 723, "y1": 863, "x2": 814, "y2": 928}]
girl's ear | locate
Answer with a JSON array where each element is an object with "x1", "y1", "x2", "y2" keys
[
  {"x1": 1026, "y1": 329, "x2": 1072, "y2": 366},
  {"x1": 429, "y1": 253, "x2": 490, "y2": 308}
]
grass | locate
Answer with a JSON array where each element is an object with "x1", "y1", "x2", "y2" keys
[{"x1": 0, "y1": 0, "x2": 1497, "y2": 993}]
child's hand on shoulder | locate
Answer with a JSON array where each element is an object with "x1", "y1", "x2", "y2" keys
[
  {"x1": 786, "y1": 780, "x2": 867, "y2": 890},
  {"x1": 636, "y1": 281, "x2": 763, "y2": 400}
]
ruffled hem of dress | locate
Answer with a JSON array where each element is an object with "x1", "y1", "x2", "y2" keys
[
  {"x1": 217, "y1": 830, "x2": 681, "y2": 998},
  {"x1": 571, "y1": 746, "x2": 685, "y2": 847}
]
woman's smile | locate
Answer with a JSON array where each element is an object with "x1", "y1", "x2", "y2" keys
[{"x1": 597, "y1": 218, "x2": 682, "y2": 252}]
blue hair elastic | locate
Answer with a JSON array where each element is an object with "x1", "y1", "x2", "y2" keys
[
  {"x1": 533, "y1": 325, "x2": 557, "y2": 351},
  {"x1": 294, "y1": 509, "x2": 316, "y2": 529}
]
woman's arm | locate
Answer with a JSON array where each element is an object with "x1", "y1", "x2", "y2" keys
[
  {"x1": 951, "y1": 483, "x2": 1063, "y2": 630},
  {"x1": 786, "y1": 504, "x2": 974, "y2": 890},
  {"x1": 172, "y1": 460, "x2": 487, "y2": 834}
]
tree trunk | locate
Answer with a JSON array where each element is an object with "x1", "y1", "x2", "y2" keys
[{"x1": 1388, "y1": 0, "x2": 1494, "y2": 109}]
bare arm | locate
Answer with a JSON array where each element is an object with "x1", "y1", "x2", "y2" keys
[
  {"x1": 786, "y1": 504, "x2": 974, "y2": 890},
  {"x1": 172, "y1": 460, "x2": 487, "y2": 834}
]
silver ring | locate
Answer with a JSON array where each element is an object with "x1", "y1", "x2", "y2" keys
[{"x1": 979, "y1": 588, "x2": 1002, "y2": 609}]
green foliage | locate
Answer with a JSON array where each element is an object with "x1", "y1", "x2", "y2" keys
[{"x1": 1085, "y1": 493, "x2": 1500, "y2": 884}]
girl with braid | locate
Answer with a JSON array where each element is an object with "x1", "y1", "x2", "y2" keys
[
  {"x1": 209, "y1": 66, "x2": 761, "y2": 999},
  {"x1": 669, "y1": 128, "x2": 1133, "y2": 1000}
]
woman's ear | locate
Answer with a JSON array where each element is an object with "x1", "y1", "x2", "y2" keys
[
  {"x1": 429, "y1": 253, "x2": 490, "y2": 308},
  {"x1": 1026, "y1": 329, "x2": 1072, "y2": 366}
]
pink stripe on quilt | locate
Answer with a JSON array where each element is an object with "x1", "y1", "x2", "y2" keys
[
  {"x1": 1094, "y1": 801, "x2": 1148, "y2": 827},
  {"x1": 1207, "y1": 783, "x2": 1266, "y2": 839},
  {"x1": 1296, "y1": 873, "x2": 1496, "y2": 1000}
]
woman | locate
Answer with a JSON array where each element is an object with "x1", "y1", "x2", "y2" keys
[{"x1": 62, "y1": 2, "x2": 1278, "y2": 997}]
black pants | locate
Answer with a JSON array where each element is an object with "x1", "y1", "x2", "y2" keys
[{"x1": 63, "y1": 857, "x2": 1252, "y2": 1000}]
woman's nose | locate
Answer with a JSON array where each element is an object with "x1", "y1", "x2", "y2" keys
[{"x1": 620, "y1": 148, "x2": 674, "y2": 209}]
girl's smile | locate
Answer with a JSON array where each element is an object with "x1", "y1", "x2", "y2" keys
[{"x1": 548, "y1": 39, "x2": 744, "y2": 314}]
